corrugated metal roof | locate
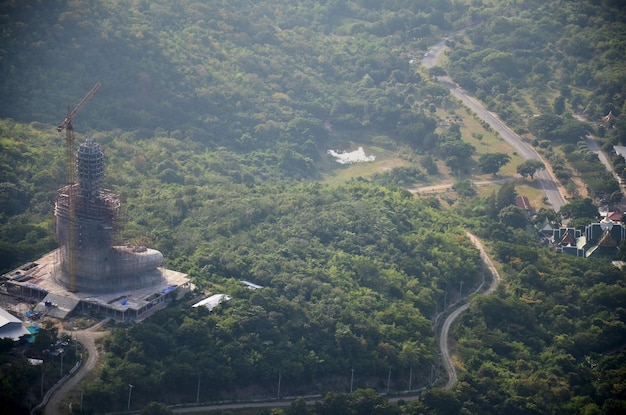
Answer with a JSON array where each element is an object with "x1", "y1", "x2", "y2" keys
[
  {"x1": 192, "y1": 294, "x2": 231, "y2": 311},
  {"x1": 0, "y1": 307, "x2": 30, "y2": 341}
]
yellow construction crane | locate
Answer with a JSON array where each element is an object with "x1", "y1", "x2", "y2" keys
[{"x1": 57, "y1": 82, "x2": 101, "y2": 292}]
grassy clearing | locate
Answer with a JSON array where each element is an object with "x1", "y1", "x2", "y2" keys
[
  {"x1": 323, "y1": 154, "x2": 410, "y2": 186},
  {"x1": 435, "y1": 105, "x2": 527, "y2": 180},
  {"x1": 519, "y1": 178, "x2": 553, "y2": 211},
  {"x1": 321, "y1": 131, "x2": 413, "y2": 185}
]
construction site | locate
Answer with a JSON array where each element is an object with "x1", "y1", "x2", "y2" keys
[{"x1": 1, "y1": 83, "x2": 191, "y2": 321}]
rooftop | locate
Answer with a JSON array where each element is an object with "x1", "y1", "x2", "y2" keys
[
  {"x1": 192, "y1": 294, "x2": 231, "y2": 311},
  {"x1": 0, "y1": 307, "x2": 31, "y2": 340}
]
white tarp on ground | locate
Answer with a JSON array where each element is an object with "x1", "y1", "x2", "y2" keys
[
  {"x1": 327, "y1": 147, "x2": 375, "y2": 164},
  {"x1": 192, "y1": 294, "x2": 231, "y2": 311}
]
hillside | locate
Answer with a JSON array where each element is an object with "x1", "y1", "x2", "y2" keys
[
  {"x1": 0, "y1": 1, "x2": 454, "y2": 161},
  {"x1": 1, "y1": 1, "x2": 625, "y2": 414},
  {"x1": 445, "y1": 0, "x2": 626, "y2": 139}
]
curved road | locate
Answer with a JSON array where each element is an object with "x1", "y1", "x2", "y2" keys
[
  {"x1": 44, "y1": 325, "x2": 109, "y2": 415},
  {"x1": 40, "y1": 241, "x2": 499, "y2": 411},
  {"x1": 440, "y1": 232, "x2": 501, "y2": 389},
  {"x1": 423, "y1": 41, "x2": 567, "y2": 212},
  {"x1": 423, "y1": 40, "x2": 517, "y2": 386}
]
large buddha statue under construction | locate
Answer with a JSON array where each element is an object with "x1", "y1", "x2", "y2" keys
[{"x1": 54, "y1": 137, "x2": 164, "y2": 293}]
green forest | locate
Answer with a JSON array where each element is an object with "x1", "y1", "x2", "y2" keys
[{"x1": 1, "y1": 0, "x2": 625, "y2": 414}]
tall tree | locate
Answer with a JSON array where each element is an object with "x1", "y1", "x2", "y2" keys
[
  {"x1": 498, "y1": 205, "x2": 528, "y2": 229},
  {"x1": 479, "y1": 153, "x2": 511, "y2": 176},
  {"x1": 496, "y1": 182, "x2": 517, "y2": 212},
  {"x1": 517, "y1": 159, "x2": 545, "y2": 179},
  {"x1": 553, "y1": 96, "x2": 565, "y2": 115},
  {"x1": 559, "y1": 198, "x2": 599, "y2": 220}
]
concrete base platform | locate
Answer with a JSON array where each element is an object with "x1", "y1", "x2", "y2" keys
[{"x1": 2, "y1": 250, "x2": 192, "y2": 322}]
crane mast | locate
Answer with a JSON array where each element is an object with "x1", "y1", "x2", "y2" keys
[{"x1": 57, "y1": 82, "x2": 101, "y2": 292}]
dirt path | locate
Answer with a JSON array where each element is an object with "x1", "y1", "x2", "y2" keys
[
  {"x1": 409, "y1": 177, "x2": 519, "y2": 194},
  {"x1": 38, "y1": 233, "x2": 499, "y2": 413}
]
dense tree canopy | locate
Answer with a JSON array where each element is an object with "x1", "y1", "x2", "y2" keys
[
  {"x1": 2, "y1": 1, "x2": 626, "y2": 414},
  {"x1": 0, "y1": 0, "x2": 453, "y2": 162},
  {"x1": 446, "y1": 0, "x2": 625, "y2": 143},
  {"x1": 479, "y1": 153, "x2": 510, "y2": 176},
  {"x1": 559, "y1": 198, "x2": 599, "y2": 220},
  {"x1": 453, "y1": 246, "x2": 626, "y2": 415},
  {"x1": 80, "y1": 178, "x2": 484, "y2": 411}
]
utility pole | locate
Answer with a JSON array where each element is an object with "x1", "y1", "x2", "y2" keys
[
  {"x1": 277, "y1": 370, "x2": 281, "y2": 399},
  {"x1": 430, "y1": 364, "x2": 435, "y2": 385},
  {"x1": 482, "y1": 254, "x2": 485, "y2": 287},
  {"x1": 41, "y1": 364, "x2": 44, "y2": 399},
  {"x1": 387, "y1": 368, "x2": 391, "y2": 394},
  {"x1": 127, "y1": 384, "x2": 133, "y2": 411},
  {"x1": 350, "y1": 368, "x2": 355, "y2": 393},
  {"x1": 196, "y1": 376, "x2": 200, "y2": 404},
  {"x1": 408, "y1": 366, "x2": 412, "y2": 391}
]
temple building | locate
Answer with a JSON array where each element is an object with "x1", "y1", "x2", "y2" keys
[{"x1": 552, "y1": 213, "x2": 626, "y2": 258}]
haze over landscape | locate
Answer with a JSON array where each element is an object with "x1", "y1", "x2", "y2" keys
[{"x1": 1, "y1": 1, "x2": 625, "y2": 414}]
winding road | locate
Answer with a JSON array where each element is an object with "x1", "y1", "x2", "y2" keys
[
  {"x1": 172, "y1": 232, "x2": 500, "y2": 412},
  {"x1": 172, "y1": 231, "x2": 500, "y2": 412},
  {"x1": 43, "y1": 324, "x2": 109, "y2": 415},
  {"x1": 439, "y1": 233, "x2": 501, "y2": 389},
  {"x1": 421, "y1": 40, "x2": 530, "y2": 391},
  {"x1": 178, "y1": 42, "x2": 518, "y2": 404}
]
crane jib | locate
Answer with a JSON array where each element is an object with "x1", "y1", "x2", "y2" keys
[{"x1": 57, "y1": 82, "x2": 101, "y2": 132}]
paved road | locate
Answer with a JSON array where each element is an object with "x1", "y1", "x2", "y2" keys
[
  {"x1": 587, "y1": 137, "x2": 626, "y2": 198},
  {"x1": 44, "y1": 324, "x2": 109, "y2": 415},
  {"x1": 422, "y1": 38, "x2": 448, "y2": 69},
  {"x1": 443, "y1": 78, "x2": 566, "y2": 211},
  {"x1": 424, "y1": 43, "x2": 567, "y2": 212},
  {"x1": 440, "y1": 232, "x2": 501, "y2": 389}
]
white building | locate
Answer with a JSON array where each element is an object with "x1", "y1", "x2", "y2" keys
[{"x1": 0, "y1": 307, "x2": 30, "y2": 341}]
